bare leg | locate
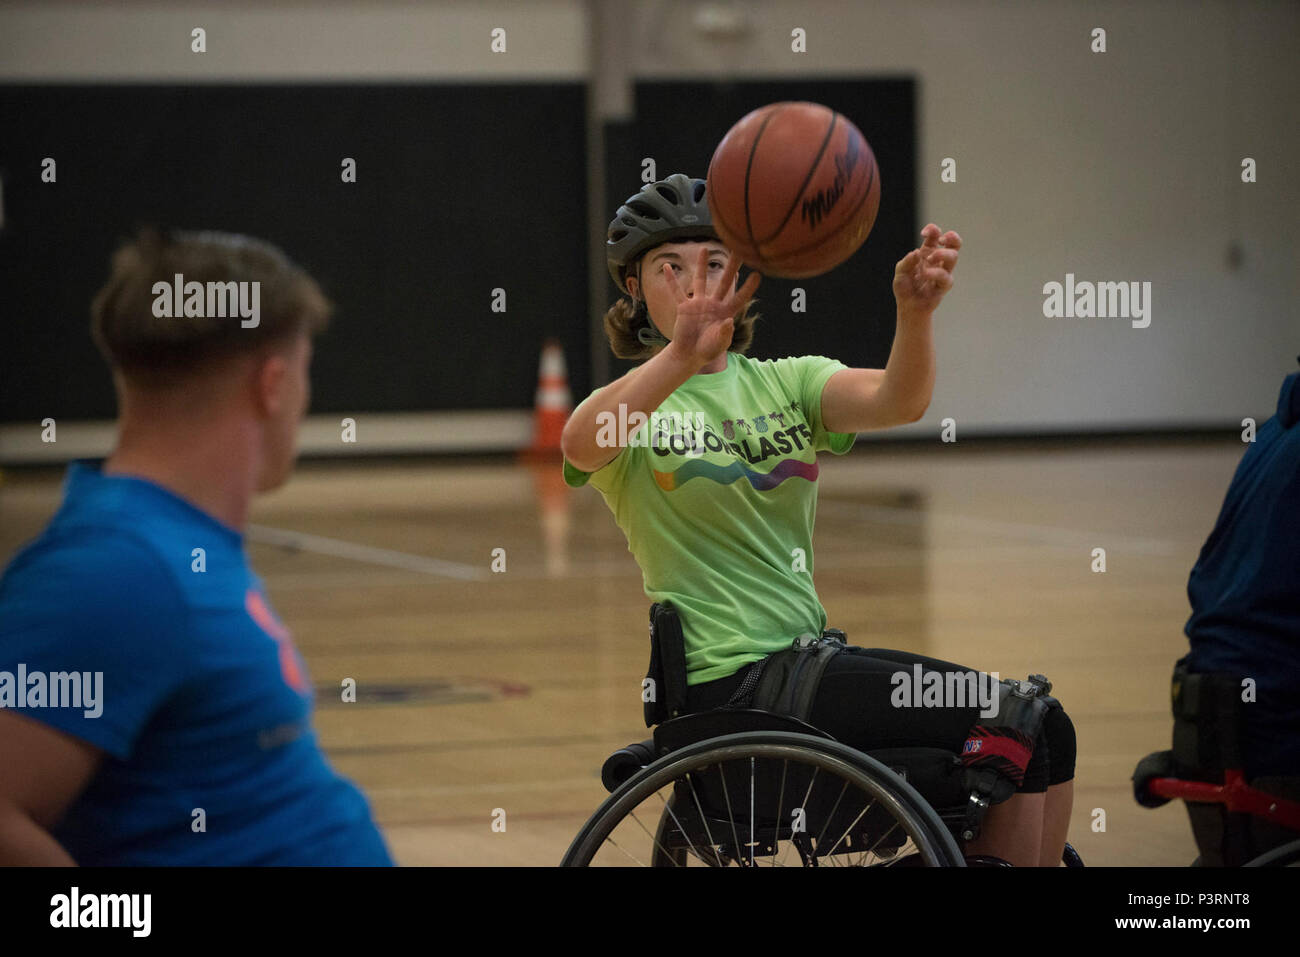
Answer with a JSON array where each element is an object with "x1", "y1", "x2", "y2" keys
[
  {"x1": 1039, "y1": 780, "x2": 1074, "y2": 866},
  {"x1": 963, "y1": 792, "x2": 1044, "y2": 867}
]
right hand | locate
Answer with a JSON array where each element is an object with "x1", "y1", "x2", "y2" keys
[{"x1": 663, "y1": 247, "x2": 761, "y2": 369}]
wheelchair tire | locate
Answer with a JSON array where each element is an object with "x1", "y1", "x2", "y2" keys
[
  {"x1": 561, "y1": 731, "x2": 966, "y2": 867},
  {"x1": 1243, "y1": 837, "x2": 1300, "y2": 867}
]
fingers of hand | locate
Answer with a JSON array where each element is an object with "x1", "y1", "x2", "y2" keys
[
  {"x1": 717, "y1": 252, "x2": 742, "y2": 296},
  {"x1": 663, "y1": 261, "x2": 683, "y2": 301},
  {"x1": 733, "y1": 270, "x2": 761, "y2": 309},
  {"x1": 924, "y1": 247, "x2": 959, "y2": 272},
  {"x1": 692, "y1": 247, "x2": 709, "y2": 297},
  {"x1": 920, "y1": 224, "x2": 941, "y2": 248},
  {"x1": 919, "y1": 261, "x2": 954, "y2": 292}
]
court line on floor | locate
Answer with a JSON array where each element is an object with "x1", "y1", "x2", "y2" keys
[
  {"x1": 327, "y1": 731, "x2": 639, "y2": 756},
  {"x1": 380, "y1": 808, "x2": 598, "y2": 829},
  {"x1": 246, "y1": 508, "x2": 1189, "y2": 593},
  {"x1": 258, "y1": 542, "x2": 1178, "y2": 592},
  {"x1": 368, "y1": 777, "x2": 607, "y2": 798},
  {"x1": 815, "y1": 501, "x2": 1184, "y2": 555},
  {"x1": 246, "y1": 523, "x2": 488, "y2": 580}
]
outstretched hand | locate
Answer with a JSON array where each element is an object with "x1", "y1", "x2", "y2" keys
[
  {"x1": 663, "y1": 247, "x2": 761, "y2": 369},
  {"x1": 894, "y1": 223, "x2": 961, "y2": 316}
]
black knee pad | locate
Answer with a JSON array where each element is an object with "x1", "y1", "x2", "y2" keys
[
  {"x1": 1020, "y1": 732, "x2": 1049, "y2": 793},
  {"x1": 1043, "y1": 701, "x2": 1077, "y2": 786}
]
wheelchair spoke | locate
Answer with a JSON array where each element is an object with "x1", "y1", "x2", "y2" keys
[
  {"x1": 622, "y1": 805, "x2": 682, "y2": 866},
  {"x1": 825, "y1": 801, "x2": 872, "y2": 861},
  {"x1": 770, "y1": 759, "x2": 788, "y2": 868},
  {"x1": 653, "y1": 788, "x2": 704, "y2": 865},
  {"x1": 603, "y1": 833, "x2": 650, "y2": 867},
  {"x1": 683, "y1": 770, "x2": 721, "y2": 857},
  {"x1": 717, "y1": 762, "x2": 745, "y2": 865},
  {"x1": 862, "y1": 818, "x2": 904, "y2": 861},
  {"x1": 796, "y1": 767, "x2": 822, "y2": 866},
  {"x1": 881, "y1": 840, "x2": 922, "y2": 866},
  {"x1": 812, "y1": 779, "x2": 850, "y2": 862},
  {"x1": 799, "y1": 766, "x2": 821, "y2": 816},
  {"x1": 749, "y1": 757, "x2": 756, "y2": 868}
]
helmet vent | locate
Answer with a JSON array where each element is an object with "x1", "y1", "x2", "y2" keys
[
  {"x1": 693, "y1": 182, "x2": 707, "y2": 202},
  {"x1": 628, "y1": 200, "x2": 659, "y2": 219},
  {"x1": 655, "y1": 185, "x2": 680, "y2": 204}
]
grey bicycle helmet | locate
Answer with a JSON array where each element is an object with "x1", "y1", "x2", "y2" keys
[
  {"x1": 607, "y1": 174, "x2": 720, "y2": 345},
  {"x1": 606, "y1": 173, "x2": 720, "y2": 294}
]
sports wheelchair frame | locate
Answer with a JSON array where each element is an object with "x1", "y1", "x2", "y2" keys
[
  {"x1": 1133, "y1": 657, "x2": 1300, "y2": 867},
  {"x1": 562, "y1": 606, "x2": 1083, "y2": 867}
]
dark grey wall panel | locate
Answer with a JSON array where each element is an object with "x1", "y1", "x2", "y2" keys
[{"x1": 0, "y1": 83, "x2": 590, "y2": 422}]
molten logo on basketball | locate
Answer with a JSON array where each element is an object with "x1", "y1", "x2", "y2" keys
[
  {"x1": 708, "y1": 101, "x2": 880, "y2": 277},
  {"x1": 800, "y1": 134, "x2": 862, "y2": 232}
]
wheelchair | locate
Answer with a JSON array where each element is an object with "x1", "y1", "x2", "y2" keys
[
  {"x1": 1133, "y1": 656, "x2": 1300, "y2": 867},
  {"x1": 562, "y1": 606, "x2": 1084, "y2": 867}
]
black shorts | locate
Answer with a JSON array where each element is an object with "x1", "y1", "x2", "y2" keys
[{"x1": 686, "y1": 645, "x2": 1075, "y2": 794}]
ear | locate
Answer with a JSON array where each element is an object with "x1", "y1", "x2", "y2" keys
[
  {"x1": 625, "y1": 273, "x2": 640, "y2": 300},
  {"x1": 252, "y1": 350, "x2": 290, "y2": 418}
]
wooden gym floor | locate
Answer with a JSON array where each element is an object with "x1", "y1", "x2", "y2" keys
[{"x1": 0, "y1": 437, "x2": 1247, "y2": 865}]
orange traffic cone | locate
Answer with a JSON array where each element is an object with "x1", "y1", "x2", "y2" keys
[
  {"x1": 527, "y1": 457, "x2": 573, "y2": 576},
  {"x1": 524, "y1": 338, "x2": 572, "y2": 460}
]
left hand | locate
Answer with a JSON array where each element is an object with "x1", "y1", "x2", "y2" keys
[{"x1": 893, "y1": 223, "x2": 961, "y2": 316}]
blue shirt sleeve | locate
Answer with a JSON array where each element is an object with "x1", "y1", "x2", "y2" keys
[{"x1": 0, "y1": 531, "x2": 195, "y2": 760}]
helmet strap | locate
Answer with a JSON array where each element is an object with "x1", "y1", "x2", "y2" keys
[
  {"x1": 632, "y1": 261, "x2": 670, "y2": 346},
  {"x1": 636, "y1": 311, "x2": 670, "y2": 347}
]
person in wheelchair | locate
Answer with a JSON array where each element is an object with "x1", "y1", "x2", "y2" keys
[
  {"x1": 1173, "y1": 357, "x2": 1300, "y2": 863},
  {"x1": 561, "y1": 174, "x2": 1076, "y2": 866}
]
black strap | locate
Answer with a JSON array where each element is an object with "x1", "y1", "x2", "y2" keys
[
  {"x1": 750, "y1": 633, "x2": 845, "y2": 722},
  {"x1": 724, "y1": 656, "x2": 771, "y2": 708},
  {"x1": 648, "y1": 602, "x2": 689, "y2": 724},
  {"x1": 790, "y1": 637, "x2": 845, "y2": 720}
]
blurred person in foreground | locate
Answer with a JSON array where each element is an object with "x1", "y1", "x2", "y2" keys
[{"x1": 0, "y1": 229, "x2": 393, "y2": 865}]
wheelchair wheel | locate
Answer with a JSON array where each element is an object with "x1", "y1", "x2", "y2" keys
[
  {"x1": 1243, "y1": 837, "x2": 1300, "y2": 867},
  {"x1": 561, "y1": 732, "x2": 965, "y2": 867}
]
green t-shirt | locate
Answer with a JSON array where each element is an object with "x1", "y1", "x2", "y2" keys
[{"x1": 563, "y1": 352, "x2": 856, "y2": 685}]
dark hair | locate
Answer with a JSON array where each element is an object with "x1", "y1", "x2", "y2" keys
[{"x1": 91, "y1": 227, "x2": 331, "y2": 386}]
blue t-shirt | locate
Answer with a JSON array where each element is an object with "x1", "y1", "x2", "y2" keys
[
  {"x1": 0, "y1": 461, "x2": 393, "y2": 865},
  {"x1": 1185, "y1": 365, "x2": 1300, "y2": 776}
]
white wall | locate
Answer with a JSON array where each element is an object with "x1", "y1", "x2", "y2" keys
[
  {"x1": 616, "y1": 0, "x2": 1300, "y2": 433},
  {"x1": 0, "y1": 0, "x2": 587, "y2": 80},
  {"x1": 2, "y1": 0, "x2": 1295, "y2": 437}
]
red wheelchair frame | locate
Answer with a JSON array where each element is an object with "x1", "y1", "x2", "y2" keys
[
  {"x1": 1134, "y1": 657, "x2": 1300, "y2": 866},
  {"x1": 1147, "y1": 768, "x2": 1300, "y2": 832}
]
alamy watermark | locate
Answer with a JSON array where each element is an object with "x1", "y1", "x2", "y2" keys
[
  {"x1": 0, "y1": 664, "x2": 103, "y2": 718},
  {"x1": 1042, "y1": 273, "x2": 1150, "y2": 328},
  {"x1": 152, "y1": 273, "x2": 260, "y2": 328},
  {"x1": 50, "y1": 887, "x2": 150, "y2": 937},
  {"x1": 890, "y1": 664, "x2": 1000, "y2": 718},
  {"x1": 595, "y1": 405, "x2": 707, "y2": 450}
]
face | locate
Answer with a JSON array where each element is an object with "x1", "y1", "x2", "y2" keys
[
  {"x1": 625, "y1": 240, "x2": 736, "y2": 339},
  {"x1": 255, "y1": 333, "x2": 312, "y2": 492}
]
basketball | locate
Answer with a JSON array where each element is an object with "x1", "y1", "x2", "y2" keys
[{"x1": 706, "y1": 101, "x2": 880, "y2": 278}]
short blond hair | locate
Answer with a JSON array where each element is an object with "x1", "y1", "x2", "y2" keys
[{"x1": 91, "y1": 227, "x2": 331, "y2": 386}]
